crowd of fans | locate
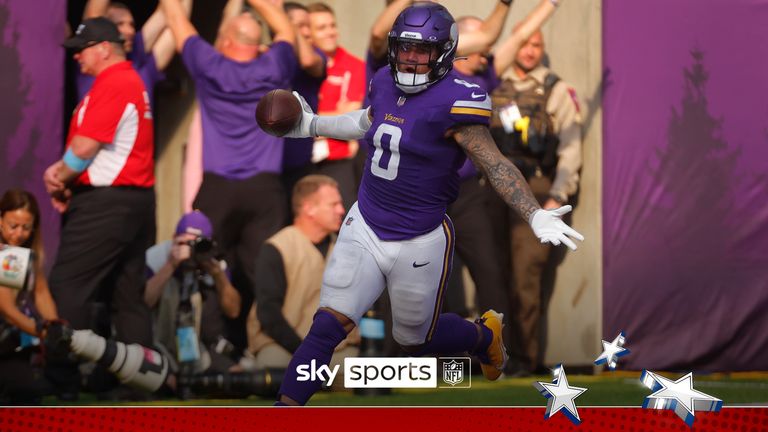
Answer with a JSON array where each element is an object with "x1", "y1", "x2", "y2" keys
[{"x1": 0, "y1": 0, "x2": 581, "y2": 403}]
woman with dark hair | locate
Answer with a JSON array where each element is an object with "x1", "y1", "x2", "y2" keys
[{"x1": 0, "y1": 188, "x2": 59, "y2": 403}]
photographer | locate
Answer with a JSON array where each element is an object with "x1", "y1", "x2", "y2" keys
[
  {"x1": 0, "y1": 189, "x2": 59, "y2": 404},
  {"x1": 145, "y1": 211, "x2": 241, "y2": 376}
]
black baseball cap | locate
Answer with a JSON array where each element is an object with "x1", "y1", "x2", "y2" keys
[{"x1": 63, "y1": 17, "x2": 124, "y2": 52}]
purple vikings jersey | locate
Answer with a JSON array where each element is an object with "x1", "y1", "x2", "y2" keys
[{"x1": 358, "y1": 67, "x2": 492, "y2": 240}]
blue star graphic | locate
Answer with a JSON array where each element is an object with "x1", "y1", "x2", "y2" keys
[
  {"x1": 641, "y1": 370, "x2": 722, "y2": 427},
  {"x1": 533, "y1": 364, "x2": 587, "y2": 425},
  {"x1": 594, "y1": 331, "x2": 630, "y2": 370}
]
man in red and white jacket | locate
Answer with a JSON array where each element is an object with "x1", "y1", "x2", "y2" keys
[
  {"x1": 307, "y1": 2, "x2": 366, "y2": 211},
  {"x1": 43, "y1": 18, "x2": 156, "y2": 393}
]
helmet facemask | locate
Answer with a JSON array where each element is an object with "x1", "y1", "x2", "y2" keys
[{"x1": 390, "y1": 40, "x2": 441, "y2": 93}]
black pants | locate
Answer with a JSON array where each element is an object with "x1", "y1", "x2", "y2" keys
[
  {"x1": 50, "y1": 187, "x2": 155, "y2": 344},
  {"x1": 193, "y1": 172, "x2": 287, "y2": 351},
  {"x1": 447, "y1": 177, "x2": 513, "y2": 351},
  {"x1": 46, "y1": 187, "x2": 154, "y2": 394}
]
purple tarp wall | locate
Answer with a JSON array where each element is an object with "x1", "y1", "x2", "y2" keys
[
  {"x1": 603, "y1": 1, "x2": 768, "y2": 371},
  {"x1": 0, "y1": 0, "x2": 65, "y2": 270}
]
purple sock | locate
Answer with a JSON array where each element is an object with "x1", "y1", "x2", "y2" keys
[
  {"x1": 275, "y1": 310, "x2": 348, "y2": 405},
  {"x1": 413, "y1": 313, "x2": 492, "y2": 357}
]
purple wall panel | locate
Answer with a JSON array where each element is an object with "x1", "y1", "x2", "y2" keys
[
  {"x1": 603, "y1": 1, "x2": 768, "y2": 371},
  {"x1": 0, "y1": 0, "x2": 65, "y2": 270}
]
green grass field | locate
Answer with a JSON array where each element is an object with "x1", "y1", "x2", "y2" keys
[{"x1": 50, "y1": 372, "x2": 768, "y2": 407}]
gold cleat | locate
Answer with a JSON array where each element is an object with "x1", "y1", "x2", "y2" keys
[{"x1": 476, "y1": 309, "x2": 508, "y2": 381}]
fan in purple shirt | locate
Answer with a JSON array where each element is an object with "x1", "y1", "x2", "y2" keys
[
  {"x1": 160, "y1": 0, "x2": 298, "y2": 352},
  {"x1": 266, "y1": 3, "x2": 584, "y2": 406}
]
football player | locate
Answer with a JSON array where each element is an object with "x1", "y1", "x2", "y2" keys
[{"x1": 271, "y1": 2, "x2": 583, "y2": 405}]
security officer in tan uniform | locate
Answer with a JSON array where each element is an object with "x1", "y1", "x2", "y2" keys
[{"x1": 488, "y1": 28, "x2": 582, "y2": 374}]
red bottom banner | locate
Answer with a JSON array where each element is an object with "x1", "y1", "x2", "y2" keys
[{"x1": 0, "y1": 407, "x2": 766, "y2": 431}]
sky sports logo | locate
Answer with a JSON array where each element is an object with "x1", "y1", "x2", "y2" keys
[{"x1": 296, "y1": 357, "x2": 471, "y2": 389}]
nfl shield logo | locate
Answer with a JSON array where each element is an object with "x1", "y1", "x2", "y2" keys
[
  {"x1": 442, "y1": 360, "x2": 464, "y2": 386},
  {"x1": 397, "y1": 96, "x2": 406, "y2": 107}
]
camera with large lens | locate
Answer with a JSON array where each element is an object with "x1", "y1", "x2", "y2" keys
[
  {"x1": 185, "y1": 236, "x2": 218, "y2": 267},
  {"x1": 42, "y1": 324, "x2": 170, "y2": 392}
]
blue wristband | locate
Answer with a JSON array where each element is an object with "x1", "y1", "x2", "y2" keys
[{"x1": 62, "y1": 148, "x2": 93, "y2": 173}]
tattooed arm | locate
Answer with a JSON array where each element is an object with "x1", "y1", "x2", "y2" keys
[
  {"x1": 451, "y1": 124, "x2": 584, "y2": 250},
  {"x1": 452, "y1": 124, "x2": 540, "y2": 221}
]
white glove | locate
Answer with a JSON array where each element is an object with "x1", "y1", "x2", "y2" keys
[
  {"x1": 529, "y1": 205, "x2": 584, "y2": 251},
  {"x1": 284, "y1": 91, "x2": 318, "y2": 138}
]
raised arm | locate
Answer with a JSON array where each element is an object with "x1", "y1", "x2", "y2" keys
[
  {"x1": 281, "y1": 0, "x2": 324, "y2": 78},
  {"x1": 247, "y1": 0, "x2": 296, "y2": 47},
  {"x1": 141, "y1": 2, "x2": 168, "y2": 50},
  {"x1": 456, "y1": 0, "x2": 512, "y2": 56},
  {"x1": 82, "y1": 0, "x2": 108, "y2": 20},
  {"x1": 369, "y1": 0, "x2": 412, "y2": 61},
  {"x1": 159, "y1": 0, "x2": 198, "y2": 53},
  {"x1": 452, "y1": 124, "x2": 583, "y2": 250},
  {"x1": 493, "y1": 0, "x2": 561, "y2": 76},
  {"x1": 296, "y1": 30, "x2": 324, "y2": 78},
  {"x1": 146, "y1": 0, "x2": 193, "y2": 70}
]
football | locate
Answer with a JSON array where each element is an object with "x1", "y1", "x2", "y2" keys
[{"x1": 255, "y1": 89, "x2": 302, "y2": 137}]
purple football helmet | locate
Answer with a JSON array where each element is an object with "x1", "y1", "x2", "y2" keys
[{"x1": 387, "y1": 2, "x2": 458, "y2": 93}]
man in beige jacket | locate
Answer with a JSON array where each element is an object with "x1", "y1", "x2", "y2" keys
[{"x1": 245, "y1": 175, "x2": 357, "y2": 369}]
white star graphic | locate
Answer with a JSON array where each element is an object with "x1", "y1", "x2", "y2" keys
[
  {"x1": 641, "y1": 370, "x2": 722, "y2": 427},
  {"x1": 593, "y1": 331, "x2": 630, "y2": 370},
  {"x1": 533, "y1": 364, "x2": 588, "y2": 425}
]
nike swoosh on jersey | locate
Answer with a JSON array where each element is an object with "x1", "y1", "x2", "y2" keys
[
  {"x1": 471, "y1": 92, "x2": 487, "y2": 99},
  {"x1": 412, "y1": 261, "x2": 430, "y2": 268}
]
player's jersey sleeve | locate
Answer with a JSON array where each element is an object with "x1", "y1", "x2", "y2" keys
[{"x1": 446, "y1": 77, "x2": 492, "y2": 129}]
